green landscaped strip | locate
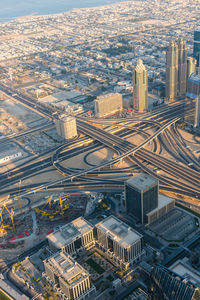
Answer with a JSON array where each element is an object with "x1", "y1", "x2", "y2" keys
[
  {"x1": 0, "y1": 289, "x2": 13, "y2": 300},
  {"x1": 86, "y1": 258, "x2": 105, "y2": 275}
]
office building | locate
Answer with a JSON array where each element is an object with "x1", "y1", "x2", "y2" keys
[
  {"x1": 166, "y1": 41, "x2": 178, "y2": 101},
  {"x1": 44, "y1": 251, "x2": 96, "y2": 300},
  {"x1": 55, "y1": 115, "x2": 77, "y2": 140},
  {"x1": 148, "y1": 265, "x2": 200, "y2": 300},
  {"x1": 178, "y1": 38, "x2": 187, "y2": 97},
  {"x1": 125, "y1": 173, "x2": 175, "y2": 224},
  {"x1": 95, "y1": 215, "x2": 143, "y2": 270},
  {"x1": 166, "y1": 39, "x2": 188, "y2": 100},
  {"x1": 125, "y1": 173, "x2": 158, "y2": 224},
  {"x1": 187, "y1": 57, "x2": 197, "y2": 79},
  {"x1": 145, "y1": 194, "x2": 175, "y2": 224},
  {"x1": 194, "y1": 29, "x2": 200, "y2": 63},
  {"x1": 133, "y1": 59, "x2": 148, "y2": 112},
  {"x1": 47, "y1": 217, "x2": 95, "y2": 255},
  {"x1": 187, "y1": 74, "x2": 200, "y2": 99},
  {"x1": 194, "y1": 96, "x2": 200, "y2": 128},
  {"x1": 194, "y1": 30, "x2": 200, "y2": 75},
  {"x1": 94, "y1": 93, "x2": 122, "y2": 117}
]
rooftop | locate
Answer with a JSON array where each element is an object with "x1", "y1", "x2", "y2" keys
[
  {"x1": 96, "y1": 215, "x2": 142, "y2": 248},
  {"x1": 135, "y1": 59, "x2": 146, "y2": 72},
  {"x1": 45, "y1": 251, "x2": 88, "y2": 286},
  {"x1": 58, "y1": 114, "x2": 76, "y2": 122},
  {"x1": 47, "y1": 217, "x2": 93, "y2": 249},
  {"x1": 126, "y1": 173, "x2": 158, "y2": 192},
  {"x1": 41, "y1": 90, "x2": 82, "y2": 104},
  {"x1": 170, "y1": 259, "x2": 200, "y2": 286},
  {"x1": 96, "y1": 93, "x2": 122, "y2": 101}
]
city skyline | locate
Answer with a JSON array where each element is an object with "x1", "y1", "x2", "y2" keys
[{"x1": 0, "y1": 1, "x2": 199, "y2": 299}]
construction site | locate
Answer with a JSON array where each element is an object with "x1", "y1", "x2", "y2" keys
[{"x1": 0, "y1": 192, "x2": 91, "y2": 259}]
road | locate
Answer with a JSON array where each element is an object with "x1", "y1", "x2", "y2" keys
[{"x1": 0, "y1": 83, "x2": 199, "y2": 202}]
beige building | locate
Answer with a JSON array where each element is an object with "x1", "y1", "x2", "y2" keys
[
  {"x1": 145, "y1": 194, "x2": 175, "y2": 225},
  {"x1": 178, "y1": 39, "x2": 187, "y2": 97},
  {"x1": 47, "y1": 217, "x2": 95, "y2": 256},
  {"x1": 96, "y1": 215, "x2": 143, "y2": 270},
  {"x1": 187, "y1": 57, "x2": 197, "y2": 79},
  {"x1": 94, "y1": 93, "x2": 123, "y2": 117},
  {"x1": 166, "y1": 39, "x2": 188, "y2": 101},
  {"x1": 55, "y1": 115, "x2": 77, "y2": 140},
  {"x1": 166, "y1": 41, "x2": 179, "y2": 101},
  {"x1": 133, "y1": 59, "x2": 148, "y2": 112},
  {"x1": 43, "y1": 251, "x2": 96, "y2": 300}
]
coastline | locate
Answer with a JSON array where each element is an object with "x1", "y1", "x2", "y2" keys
[{"x1": 0, "y1": 0, "x2": 122, "y2": 24}]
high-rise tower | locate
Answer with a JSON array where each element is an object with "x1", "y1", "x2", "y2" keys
[
  {"x1": 194, "y1": 96, "x2": 200, "y2": 128},
  {"x1": 178, "y1": 38, "x2": 187, "y2": 97},
  {"x1": 166, "y1": 41, "x2": 178, "y2": 101},
  {"x1": 125, "y1": 173, "x2": 159, "y2": 224},
  {"x1": 187, "y1": 57, "x2": 196, "y2": 79},
  {"x1": 194, "y1": 29, "x2": 200, "y2": 75},
  {"x1": 193, "y1": 29, "x2": 200, "y2": 62},
  {"x1": 133, "y1": 59, "x2": 148, "y2": 112}
]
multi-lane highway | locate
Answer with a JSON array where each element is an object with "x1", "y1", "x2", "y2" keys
[{"x1": 0, "y1": 83, "x2": 199, "y2": 202}]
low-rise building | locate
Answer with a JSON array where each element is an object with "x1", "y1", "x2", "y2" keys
[
  {"x1": 47, "y1": 217, "x2": 95, "y2": 256},
  {"x1": 95, "y1": 215, "x2": 143, "y2": 270},
  {"x1": 43, "y1": 251, "x2": 96, "y2": 300},
  {"x1": 145, "y1": 194, "x2": 175, "y2": 224}
]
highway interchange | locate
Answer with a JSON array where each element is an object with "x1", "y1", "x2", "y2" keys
[
  {"x1": 0, "y1": 82, "x2": 200, "y2": 300},
  {"x1": 0, "y1": 82, "x2": 199, "y2": 204}
]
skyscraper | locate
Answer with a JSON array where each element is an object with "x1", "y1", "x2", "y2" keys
[
  {"x1": 178, "y1": 38, "x2": 187, "y2": 97},
  {"x1": 187, "y1": 57, "x2": 196, "y2": 79},
  {"x1": 149, "y1": 265, "x2": 200, "y2": 300},
  {"x1": 133, "y1": 59, "x2": 148, "y2": 112},
  {"x1": 194, "y1": 96, "x2": 200, "y2": 128},
  {"x1": 125, "y1": 173, "x2": 159, "y2": 224},
  {"x1": 166, "y1": 39, "x2": 188, "y2": 100},
  {"x1": 193, "y1": 29, "x2": 200, "y2": 62},
  {"x1": 166, "y1": 41, "x2": 179, "y2": 101}
]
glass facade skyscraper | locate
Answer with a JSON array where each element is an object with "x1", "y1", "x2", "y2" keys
[
  {"x1": 125, "y1": 173, "x2": 159, "y2": 224},
  {"x1": 194, "y1": 29, "x2": 200, "y2": 64},
  {"x1": 149, "y1": 265, "x2": 200, "y2": 300}
]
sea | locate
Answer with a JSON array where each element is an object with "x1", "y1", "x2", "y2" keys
[{"x1": 0, "y1": 0, "x2": 123, "y2": 23}]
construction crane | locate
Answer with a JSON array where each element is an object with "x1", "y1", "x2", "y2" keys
[
  {"x1": 59, "y1": 195, "x2": 70, "y2": 216},
  {"x1": 43, "y1": 196, "x2": 52, "y2": 209},
  {"x1": 0, "y1": 205, "x2": 16, "y2": 233},
  {"x1": 34, "y1": 194, "x2": 69, "y2": 218}
]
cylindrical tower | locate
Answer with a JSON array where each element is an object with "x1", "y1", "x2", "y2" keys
[
  {"x1": 178, "y1": 38, "x2": 187, "y2": 97},
  {"x1": 166, "y1": 41, "x2": 179, "y2": 101}
]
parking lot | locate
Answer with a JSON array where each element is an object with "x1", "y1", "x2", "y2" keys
[{"x1": 149, "y1": 208, "x2": 197, "y2": 241}]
